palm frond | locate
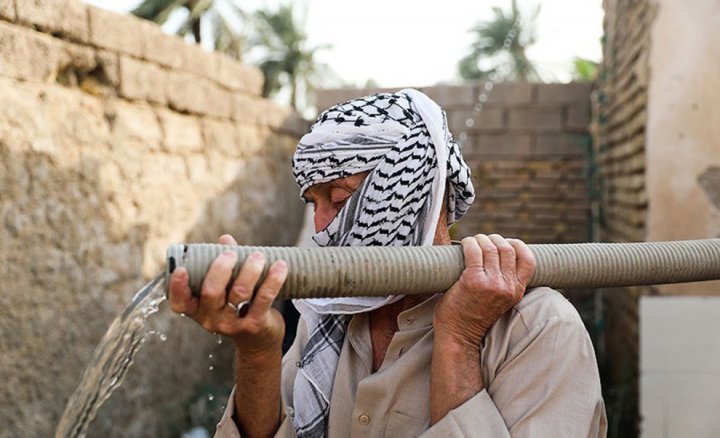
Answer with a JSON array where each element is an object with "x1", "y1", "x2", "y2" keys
[
  {"x1": 132, "y1": 0, "x2": 187, "y2": 24},
  {"x1": 458, "y1": 2, "x2": 541, "y2": 82},
  {"x1": 188, "y1": 0, "x2": 213, "y2": 20}
]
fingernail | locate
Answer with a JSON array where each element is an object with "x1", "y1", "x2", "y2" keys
[
  {"x1": 223, "y1": 251, "x2": 236, "y2": 259},
  {"x1": 249, "y1": 251, "x2": 264, "y2": 261}
]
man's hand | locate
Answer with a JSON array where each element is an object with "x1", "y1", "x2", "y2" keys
[
  {"x1": 167, "y1": 234, "x2": 287, "y2": 356},
  {"x1": 168, "y1": 234, "x2": 287, "y2": 437},
  {"x1": 430, "y1": 234, "x2": 536, "y2": 425},
  {"x1": 434, "y1": 234, "x2": 536, "y2": 348}
]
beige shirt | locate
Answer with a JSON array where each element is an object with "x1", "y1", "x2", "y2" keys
[{"x1": 215, "y1": 287, "x2": 607, "y2": 437}]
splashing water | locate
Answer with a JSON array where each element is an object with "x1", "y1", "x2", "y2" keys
[{"x1": 54, "y1": 275, "x2": 166, "y2": 438}]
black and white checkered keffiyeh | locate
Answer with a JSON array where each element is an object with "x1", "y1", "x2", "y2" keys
[{"x1": 289, "y1": 89, "x2": 475, "y2": 438}]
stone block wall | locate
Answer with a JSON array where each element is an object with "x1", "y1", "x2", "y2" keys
[
  {"x1": 591, "y1": 0, "x2": 656, "y2": 435},
  {"x1": 318, "y1": 82, "x2": 593, "y2": 244},
  {"x1": 0, "y1": 1, "x2": 307, "y2": 436}
]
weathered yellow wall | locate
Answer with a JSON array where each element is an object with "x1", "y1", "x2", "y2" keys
[
  {"x1": 646, "y1": 0, "x2": 720, "y2": 295},
  {"x1": 0, "y1": 0, "x2": 307, "y2": 436}
]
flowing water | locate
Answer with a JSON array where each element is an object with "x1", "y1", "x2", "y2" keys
[{"x1": 54, "y1": 275, "x2": 167, "y2": 438}]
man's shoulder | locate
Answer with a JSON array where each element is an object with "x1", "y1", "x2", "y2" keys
[
  {"x1": 482, "y1": 287, "x2": 590, "y2": 369},
  {"x1": 487, "y1": 287, "x2": 586, "y2": 347},
  {"x1": 514, "y1": 287, "x2": 584, "y2": 329}
]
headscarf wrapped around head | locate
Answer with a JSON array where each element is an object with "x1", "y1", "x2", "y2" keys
[
  {"x1": 289, "y1": 89, "x2": 475, "y2": 438},
  {"x1": 292, "y1": 89, "x2": 475, "y2": 316}
]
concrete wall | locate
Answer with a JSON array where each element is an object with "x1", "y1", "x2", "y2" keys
[
  {"x1": 640, "y1": 296, "x2": 720, "y2": 438},
  {"x1": 639, "y1": 1, "x2": 720, "y2": 436},
  {"x1": 645, "y1": 0, "x2": 720, "y2": 296},
  {"x1": 0, "y1": 1, "x2": 307, "y2": 436},
  {"x1": 318, "y1": 83, "x2": 593, "y2": 244}
]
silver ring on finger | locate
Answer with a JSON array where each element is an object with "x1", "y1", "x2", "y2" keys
[{"x1": 227, "y1": 300, "x2": 251, "y2": 318}]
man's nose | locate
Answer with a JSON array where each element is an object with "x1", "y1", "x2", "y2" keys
[{"x1": 313, "y1": 203, "x2": 339, "y2": 233}]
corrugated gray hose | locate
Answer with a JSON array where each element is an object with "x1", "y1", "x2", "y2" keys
[{"x1": 166, "y1": 239, "x2": 720, "y2": 299}]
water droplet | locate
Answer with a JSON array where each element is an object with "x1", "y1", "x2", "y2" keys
[
  {"x1": 180, "y1": 313, "x2": 186, "y2": 318},
  {"x1": 217, "y1": 336, "x2": 223, "y2": 345},
  {"x1": 474, "y1": 103, "x2": 484, "y2": 113},
  {"x1": 478, "y1": 94, "x2": 488, "y2": 103},
  {"x1": 484, "y1": 82, "x2": 494, "y2": 91},
  {"x1": 208, "y1": 354, "x2": 214, "y2": 359},
  {"x1": 488, "y1": 72, "x2": 499, "y2": 82},
  {"x1": 208, "y1": 394, "x2": 215, "y2": 401},
  {"x1": 159, "y1": 334, "x2": 167, "y2": 342},
  {"x1": 209, "y1": 365, "x2": 214, "y2": 371},
  {"x1": 458, "y1": 132, "x2": 468, "y2": 142},
  {"x1": 465, "y1": 118, "x2": 475, "y2": 128}
]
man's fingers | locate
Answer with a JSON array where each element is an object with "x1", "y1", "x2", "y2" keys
[
  {"x1": 460, "y1": 236, "x2": 484, "y2": 270},
  {"x1": 489, "y1": 234, "x2": 516, "y2": 282},
  {"x1": 219, "y1": 234, "x2": 238, "y2": 246},
  {"x1": 200, "y1": 251, "x2": 238, "y2": 312},
  {"x1": 228, "y1": 252, "x2": 266, "y2": 312},
  {"x1": 248, "y1": 260, "x2": 288, "y2": 319},
  {"x1": 508, "y1": 238, "x2": 537, "y2": 288},
  {"x1": 475, "y1": 234, "x2": 500, "y2": 275},
  {"x1": 168, "y1": 268, "x2": 199, "y2": 316}
]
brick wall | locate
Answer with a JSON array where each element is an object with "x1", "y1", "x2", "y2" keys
[
  {"x1": 0, "y1": 1, "x2": 307, "y2": 436},
  {"x1": 591, "y1": 0, "x2": 657, "y2": 435},
  {"x1": 318, "y1": 82, "x2": 593, "y2": 244}
]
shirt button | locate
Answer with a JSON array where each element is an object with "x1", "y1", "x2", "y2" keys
[{"x1": 358, "y1": 414, "x2": 371, "y2": 426}]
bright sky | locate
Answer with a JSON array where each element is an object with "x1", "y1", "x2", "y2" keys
[{"x1": 84, "y1": 0, "x2": 603, "y2": 86}]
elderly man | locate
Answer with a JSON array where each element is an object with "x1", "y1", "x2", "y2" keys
[{"x1": 169, "y1": 90, "x2": 607, "y2": 437}]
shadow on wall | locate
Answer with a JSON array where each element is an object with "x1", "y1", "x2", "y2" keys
[
  {"x1": 0, "y1": 115, "x2": 305, "y2": 437},
  {"x1": 0, "y1": 146, "x2": 148, "y2": 437}
]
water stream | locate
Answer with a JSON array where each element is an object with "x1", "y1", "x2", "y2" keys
[{"x1": 54, "y1": 275, "x2": 167, "y2": 438}]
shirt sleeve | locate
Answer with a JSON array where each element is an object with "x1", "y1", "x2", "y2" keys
[
  {"x1": 419, "y1": 389, "x2": 511, "y2": 438},
  {"x1": 214, "y1": 387, "x2": 297, "y2": 438},
  {"x1": 420, "y1": 291, "x2": 607, "y2": 437},
  {"x1": 213, "y1": 316, "x2": 309, "y2": 438}
]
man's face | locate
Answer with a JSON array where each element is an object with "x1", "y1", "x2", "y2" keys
[{"x1": 302, "y1": 171, "x2": 370, "y2": 233}]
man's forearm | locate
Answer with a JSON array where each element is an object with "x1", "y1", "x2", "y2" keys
[
  {"x1": 429, "y1": 332, "x2": 484, "y2": 425},
  {"x1": 233, "y1": 347, "x2": 283, "y2": 438}
]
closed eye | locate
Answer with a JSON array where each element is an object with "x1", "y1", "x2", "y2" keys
[
  {"x1": 332, "y1": 199, "x2": 349, "y2": 210},
  {"x1": 331, "y1": 192, "x2": 352, "y2": 210}
]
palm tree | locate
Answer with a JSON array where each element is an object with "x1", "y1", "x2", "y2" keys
[
  {"x1": 458, "y1": 0, "x2": 541, "y2": 82},
  {"x1": 131, "y1": 0, "x2": 244, "y2": 59},
  {"x1": 249, "y1": 3, "x2": 326, "y2": 111},
  {"x1": 572, "y1": 57, "x2": 599, "y2": 81}
]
